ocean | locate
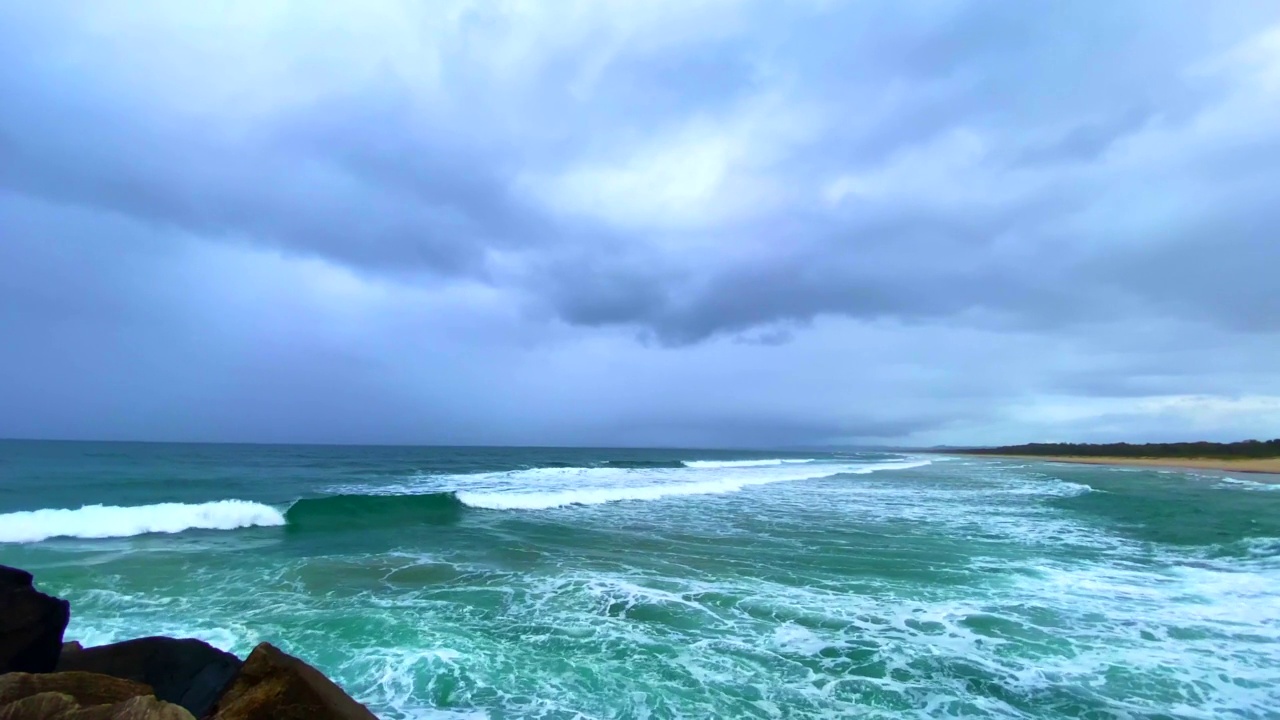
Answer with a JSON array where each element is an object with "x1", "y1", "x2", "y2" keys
[{"x1": 1, "y1": 441, "x2": 1277, "y2": 719}]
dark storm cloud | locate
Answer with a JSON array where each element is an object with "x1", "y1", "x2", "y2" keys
[
  {"x1": 0, "y1": 79, "x2": 544, "y2": 278},
  {"x1": 2, "y1": 0, "x2": 1279, "y2": 445},
  {"x1": 569, "y1": 205, "x2": 1097, "y2": 345},
  {"x1": 515, "y1": 0, "x2": 1280, "y2": 344},
  {"x1": 3, "y1": 1, "x2": 1275, "y2": 339}
]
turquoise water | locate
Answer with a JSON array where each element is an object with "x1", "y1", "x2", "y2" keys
[{"x1": 1, "y1": 441, "x2": 1278, "y2": 719}]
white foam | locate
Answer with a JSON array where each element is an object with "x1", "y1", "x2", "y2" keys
[
  {"x1": 1215, "y1": 477, "x2": 1280, "y2": 491},
  {"x1": 456, "y1": 459, "x2": 932, "y2": 510},
  {"x1": 458, "y1": 479, "x2": 765, "y2": 509},
  {"x1": 845, "y1": 459, "x2": 934, "y2": 474},
  {"x1": 1234, "y1": 537, "x2": 1280, "y2": 559},
  {"x1": 772, "y1": 623, "x2": 837, "y2": 655},
  {"x1": 684, "y1": 459, "x2": 814, "y2": 468},
  {"x1": 0, "y1": 500, "x2": 286, "y2": 544}
]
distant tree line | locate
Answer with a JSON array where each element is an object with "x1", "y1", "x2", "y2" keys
[{"x1": 961, "y1": 439, "x2": 1280, "y2": 459}]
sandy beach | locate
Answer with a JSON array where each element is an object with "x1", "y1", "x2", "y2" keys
[{"x1": 978, "y1": 455, "x2": 1280, "y2": 477}]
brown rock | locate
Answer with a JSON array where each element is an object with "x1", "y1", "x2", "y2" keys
[
  {"x1": 71, "y1": 695, "x2": 196, "y2": 720},
  {"x1": 57, "y1": 637, "x2": 240, "y2": 719},
  {"x1": 0, "y1": 692, "x2": 79, "y2": 720},
  {"x1": 0, "y1": 564, "x2": 71, "y2": 673},
  {"x1": 63, "y1": 641, "x2": 85, "y2": 655},
  {"x1": 0, "y1": 672, "x2": 153, "y2": 707},
  {"x1": 0, "y1": 691, "x2": 195, "y2": 720},
  {"x1": 211, "y1": 643, "x2": 377, "y2": 720}
]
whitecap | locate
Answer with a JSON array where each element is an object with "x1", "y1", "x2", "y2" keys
[
  {"x1": 455, "y1": 459, "x2": 931, "y2": 510},
  {"x1": 684, "y1": 459, "x2": 815, "y2": 468},
  {"x1": 1215, "y1": 477, "x2": 1280, "y2": 491},
  {"x1": 0, "y1": 500, "x2": 286, "y2": 544}
]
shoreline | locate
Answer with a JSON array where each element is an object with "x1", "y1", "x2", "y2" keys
[{"x1": 963, "y1": 454, "x2": 1280, "y2": 477}]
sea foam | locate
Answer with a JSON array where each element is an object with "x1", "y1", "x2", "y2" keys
[
  {"x1": 0, "y1": 500, "x2": 286, "y2": 544},
  {"x1": 457, "y1": 480, "x2": 762, "y2": 509},
  {"x1": 684, "y1": 459, "x2": 814, "y2": 468},
  {"x1": 845, "y1": 459, "x2": 934, "y2": 473},
  {"x1": 456, "y1": 459, "x2": 932, "y2": 510}
]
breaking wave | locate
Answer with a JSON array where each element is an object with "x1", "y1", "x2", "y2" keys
[
  {"x1": 3, "y1": 458, "x2": 936, "y2": 542},
  {"x1": 457, "y1": 459, "x2": 931, "y2": 510},
  {"x1": 684, "y1": 459, "x2": 815, "y2": 468},
  {"x1": 459, "y1": 480, "x2": 775, "y2": 510},
  {"x1": 601, "y1": 460, "x2": 688, "y2": 469},
  {"x1": 285, "y1": 492, "x2": 465, "y2": 531},
  {"x1": 0, "y1": 500, "x2": 286, "y2": 544}
]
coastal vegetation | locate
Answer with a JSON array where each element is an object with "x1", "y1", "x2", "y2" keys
[{"x1": 960, "y1": 439, "x2": 1280, "y2": 459}]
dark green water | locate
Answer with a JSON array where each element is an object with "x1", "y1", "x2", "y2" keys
[{"x1": 1, "y1": 442, "x2": 1277, "y2": 718}]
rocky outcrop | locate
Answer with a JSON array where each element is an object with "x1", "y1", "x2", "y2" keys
[
  {"x1": 0, "y1": 691, "x2": 81, "y2": 720},
  {"x1": 57, "y1": 638, "x2": 241, "y2": 719},
  {"x1": 72, "y1": 694, "x2": 195, "y2": 720},
  {"x1": 210, "y1": 643, "x2": 378, "y2": 720},
  {"x1": 0, "y1": 690, "x2": 195, "y2": 720},
  {"x1": 1, "y1": 566, "x2": 378, "y2": 719},
  {"x1": 0, "y1": 671, "x2": 152, "y2": 707},
  {"x1": 0, "y1": 565, "x2": 71, "y2": 673},
  {"x1": 0, "y1": 671, "x2": 194, "y2": 720}
]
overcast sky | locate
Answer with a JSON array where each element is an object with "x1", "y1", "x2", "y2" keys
[{"x1": 3, "y1": 1, "x2": 1280, "y2": 448}]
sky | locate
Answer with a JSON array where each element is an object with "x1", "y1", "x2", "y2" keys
[{"x1": 2, "y1": 0, "x2": 1280, "y2": 448}]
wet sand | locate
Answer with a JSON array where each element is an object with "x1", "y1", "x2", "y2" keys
[{"x1": 978, "y1": 455, "x2": 1280, "y2": 477}]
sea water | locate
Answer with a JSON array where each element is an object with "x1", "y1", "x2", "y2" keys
[{"x1": 1, "y1": 441, "x2": 1277, "y2": 718}]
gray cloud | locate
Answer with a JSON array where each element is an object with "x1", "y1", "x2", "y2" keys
[
  {"x1": 2, "y1": 1, "x2": 1279, "y2": 445},
  {"x1": 1015, "y1": 107, "x2": 1155, "y2": 166}
]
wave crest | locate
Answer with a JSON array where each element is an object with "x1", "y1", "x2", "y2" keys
[
  {"x1": 684, "y1": 459, "x2": 814, "y2": 469},
  {"x1": 844, "y1": 459, "x2": 933, "y2": 474},
  {"x1": 458, "y1": 482, "x2": 744, "y2": 510},
  {"x1": 0, "y1": 500, "x2": 285, "y2": 544},
  {"x1": 458, "y1": 459, "x2": 932, "y2": 510},
  {"x1": 601, "y1": 460, "x2": 688, "y2": 469},
  {"x1": 2, "y1": 458, "x2": 937, "y2": 541},
  {"x1": 285, "y1": 492, "x2": 464, "y2": 531}
]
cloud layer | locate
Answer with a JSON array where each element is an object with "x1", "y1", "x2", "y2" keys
[{"x1": 3, "y1": 1, "x2": 1279, "y2": 446}]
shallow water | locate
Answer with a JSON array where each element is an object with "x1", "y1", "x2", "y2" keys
[{"x1": 2, "y1": 441, "x2": 1277, "y2": 718}]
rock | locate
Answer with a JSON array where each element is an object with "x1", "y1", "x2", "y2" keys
[
  {"x1": 71, "y1": 695, "x2": 196, "y2": 720},
  {"x1": 57, "y1": 638, "x2": 241, "y2": 719},
  {"x1": 0, "y1": 564, "x2": 71, "y2": 673},
  {"x1": 0, "y1": 672, "x2": 153, "y2": 707},
  {"x1": 63, "y1": 641, "x2": 85, "y2": 655},
  {"x1": 210, "y1": 643, "x2": 377, "y2": 720},
  {"x1": 0, "y1": 691, "x2": 195, "y2": 720},
  {"x1": 0, "y1": 691, "x2": 79, "y2": 720}
]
